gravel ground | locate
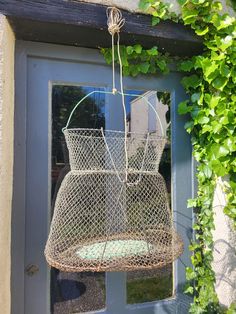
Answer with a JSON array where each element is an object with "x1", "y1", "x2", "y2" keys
[
  {"x1": 52, "y1": 271, "x2": 105, "y2": 313},
  {"x1": 52, "y1": 265, "x2": 172, "y2": 314}
]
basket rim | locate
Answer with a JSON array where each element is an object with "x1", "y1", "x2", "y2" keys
[{"x1": 63, "y1": 127, "x2": 167, "y2": 140}]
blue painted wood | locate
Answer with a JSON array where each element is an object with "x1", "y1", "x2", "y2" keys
[{"x1": 14, "y1": 41, "x2": 193, "y2": 314}]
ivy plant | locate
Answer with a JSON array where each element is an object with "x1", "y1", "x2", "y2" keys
[{"x1": 101, "y1": 0, "x2": 236, "y2": 313}]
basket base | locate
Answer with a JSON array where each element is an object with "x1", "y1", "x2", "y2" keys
[
  {"x1": 45, "y1": 229, "x2": 184, "y2": 272},
  {"x1": 76, "y1": 239, "x2": 152, "y2": 260}
]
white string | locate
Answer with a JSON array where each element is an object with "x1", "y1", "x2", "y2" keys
[
  {"x1": 107, "y1": 7, "x2": 130, "y2": 182},
  {"x1": 106, "y1": 7, "x2": 125, "y2": 94}
]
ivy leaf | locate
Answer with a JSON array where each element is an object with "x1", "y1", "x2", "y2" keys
[
  {"x1": 191, "y1": 92, "x2": 201, "y2": 103},
  {"x1": 179, "y1": 60, "x2": 195, "y2": 72},
  {"x1": 220, "y1": 62, "x2": 231, "y2": 78},
  {"x1": 182, "y1": 74, "x2": 202, "y2": 89},
  {"x1": 178, "y1": 100, "x2": 192, "y2": 114},
  {"x1": 209, "y1": 160, "x2": 227, "y2": 176},
  {"x1": 209, "y1": 95, "x2": 220, "y2": 108},
  {"x1": 185, "y1": 285, "x2": 194, "y2": 294},
  {"x1": 152, "y1": 16, "x2": 160, "y2": 25},
  {"x1": 195, "y1": 26, "x2": 209, "y2": 36},
  {"x1": 147, "y1": 47, "x2": 158, "y2": 56},
  {"x1": 197, "y1": 115, "x2": 210, "y2": 124},
  {"x1": 209, "y1": 143, "x2": 230, "y2": 159},
  {"x1": 139, "y1": 0, "x2": 152, "y2": 11},
  {"x1": 156, "y1": 59, "x2": 168, "y2": 72},
  {"x1": 187, "y1": 198, "x2": 197, "y2": 207},
  {"x1": 126, "y1": 46, "x2": 134, "y2": 55},
  {"x1": 212, "y1": 76, "x2": 228, "y2": 90},
  {"x1": 133, "y1": 44, "x2": 143, "y2": 54},
  {"x1": 139, "y1": 62, "x2": 150, "y2": 74},
  {"x1": 184, "y1": 121, "x2": 194, "y2": 133},
  {"x1": 186, "y1": 267, "x2": 196, "y2": 280},
  {"x1": 217, "y1": 35, "x2": 233, "y2": 51},
  {"x1": 178, "y1": 0, "x2": 188, "y2": 5}
]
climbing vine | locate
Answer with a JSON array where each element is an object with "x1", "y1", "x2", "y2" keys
[{"x1": 101, "y1": 0, "x2": 236, "y2": 313}]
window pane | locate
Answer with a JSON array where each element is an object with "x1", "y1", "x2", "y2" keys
[
  {"x1": 126, "y1": 90, "x2": 173, "y2": 304},
  {"x1": 51, "y1": 85, "x2": 106, "y2": 313}
]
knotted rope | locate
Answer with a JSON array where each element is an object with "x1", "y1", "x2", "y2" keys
[{"x1": 107, "y1": 7, "x2": 125, "y2": 36}]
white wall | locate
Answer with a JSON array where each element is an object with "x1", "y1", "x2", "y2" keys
[{"x1": 212, "y1": 178, "x2": 236, "y2": 307}]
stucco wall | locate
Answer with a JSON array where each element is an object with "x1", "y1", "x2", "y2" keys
[
  {"x1": 0, "y1": 14, "x2": 15, "y2": 314},
  {"x1": 212, "y1": 178, "x2": 236, "y2": 307},
  {"x1": 79, "y1": 0, "x2": 236, "y2": 15}
]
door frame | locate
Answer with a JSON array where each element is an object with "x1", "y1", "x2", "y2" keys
[{"x1": 12, "y1": 40, "x2": 194, "y2": 314}]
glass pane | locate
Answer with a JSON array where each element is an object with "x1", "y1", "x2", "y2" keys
[
  {"x1": 51, "y1": 85, "x2": 106, "y2": 313},
  {"x1": 126, "y1": 90, "x2": 173, "y2": 304}
]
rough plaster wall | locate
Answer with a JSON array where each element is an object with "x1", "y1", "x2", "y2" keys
[
  {"x1": 212, "y1": 178, "x2": 236, "y2": 307},
  {"x1": 78, "y1": 0, "x2": 235, "y2": 15},
  {"x1": 0, "y1": 14, "x2": 15, "y2": 314}
]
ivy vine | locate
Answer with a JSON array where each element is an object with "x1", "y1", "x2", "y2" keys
[{"x1": 101, "y1": 1, "x2": 236, "y2": 313}]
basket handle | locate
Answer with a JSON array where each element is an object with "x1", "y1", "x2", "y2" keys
[{"x1": 62, "y1": 90, "x2": 166, "y2": 137}]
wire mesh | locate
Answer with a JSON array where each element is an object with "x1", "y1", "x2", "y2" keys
[{"x1": 45, "y1": 128, "x2": 183, "y2": 272}]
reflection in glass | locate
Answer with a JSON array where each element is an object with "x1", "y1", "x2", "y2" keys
[
  {"x1": 126, "y1": 90, "x2": 172, "y2": 304},
  {"x1": 51, "y1": 85, "x2": 106, "y2": 313}
]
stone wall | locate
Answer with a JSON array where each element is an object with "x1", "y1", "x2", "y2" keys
[{"x1": 0, "y1": 14, "x2": 15, "y2": 314}]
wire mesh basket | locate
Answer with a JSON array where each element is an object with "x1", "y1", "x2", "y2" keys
[
  {"x1": 64, "y1": 128, "x2": 166, "y2": 174},
  {"x1": 45, "y1": 125, "x2": 183, "y2": 272}
]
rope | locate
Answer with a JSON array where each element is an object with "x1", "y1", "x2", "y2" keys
[
  {"x1": 106, "y1": 7, "x2": 125, "y2": 94},
  {"x1": 62, "y1": 7, "x2": 166, "y2": 185},
  {"x1": 107, "y1": 7, "x2": 130, "y2": 182}
]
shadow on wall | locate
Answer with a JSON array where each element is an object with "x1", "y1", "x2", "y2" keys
[
  {"x1": 212, "y1": 177, "x2": 236, "y2": 307},
  {"x1": 212, "y1": 239, "x2": 236, "y2": 306}
]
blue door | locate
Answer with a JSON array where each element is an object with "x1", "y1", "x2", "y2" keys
[{"x1": 13, "y1": 41, "x2": 193, "y2": 314}]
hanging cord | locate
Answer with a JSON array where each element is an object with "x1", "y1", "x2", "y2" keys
[
  {"x1": 107, "y1": 7, "x2": 129, "y2": 182},
  {"x1": 107, "y1": 7, "x2": 125, "y2": 94}
]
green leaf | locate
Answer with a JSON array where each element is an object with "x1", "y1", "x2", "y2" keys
[
  {"x1": 185, "y1": 285, "x2": 194, "y2": 294},
  {"x1": 147, "y1": 47, "x2": 158, "y2": 56},
  {"x1": 133, "y1": 44, "x2": 143, "y2": 54},
  {"x1": 187, "y1": 198, "x2": 197, "y2": 207},
  {"x1": 220, "y1": 62, "x2": 231, "y2": 78},
  {"x1": 152, "y1": 16, "x2": 160, "y2": 25},
  {"x1": 178, "y1": 0, "x2": 188, "y2": 5},
  {"x1": 139, "y1": 0, "x2": 152, "y2": 11},
  {"x1": 179, "y1": 60, "x2": 195, "y2": 72},
  {"x1": 217, "y1": 35, "x2": 233, "y2": 51},
  {"x1": 178, "y1": 100, "x2": 192, "y2": 114},
  {"x1": 139, "y1": 62, "x2": 150, "y2": 74},
  {"x1": 195, "y1": 26, "x2": 209, "y2": 36},
  {"x1": 126, "y1": 46, "x2": 134, "y2": 55},
  {"x1": 209, "y1": 143, "x2": 230, "y2": 159},
  {"x1": 209, "y1": 160, "x2": 227, "y2": 176},
  {"x1": 191, "y1": 92, "x2": 201, "y2": 103},
  {"x1": 184, "y1": 120, "x2": 194, "y2": 133},
  {"x1": 156, "y1": 59, "x2": 168, "y2": 72},
  {"x1": 186, "y1": 267, "x2": 196, "y2": 280},
  {"x1": 182, "y1": 74, "x2": 201, "y2": 89},
  {"x1": 212, "y1": 76, "x2": 228, "y2": 90},
  {"x1": 198, "y1": 116, "x2": 210, "y2": 124},
  {"x1": 209, "y1": 95, "x2": 220, "y2": 108}
]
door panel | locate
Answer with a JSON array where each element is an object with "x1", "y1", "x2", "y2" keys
[{"x1": 13, "y1": 42, "x2": 193, "y2": 314}]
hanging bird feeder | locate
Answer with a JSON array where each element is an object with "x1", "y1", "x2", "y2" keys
[{"x1": 44, "y1": 7, "x2": 183, "y2": 272}]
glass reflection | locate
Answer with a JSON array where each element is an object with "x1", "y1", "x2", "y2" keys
[
  {"x1": 126, "y1": 90, "x2": 172, "y2": 304},
  {"x1": 51, "y1": 85, "x2": 106, "y2": 313}
]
